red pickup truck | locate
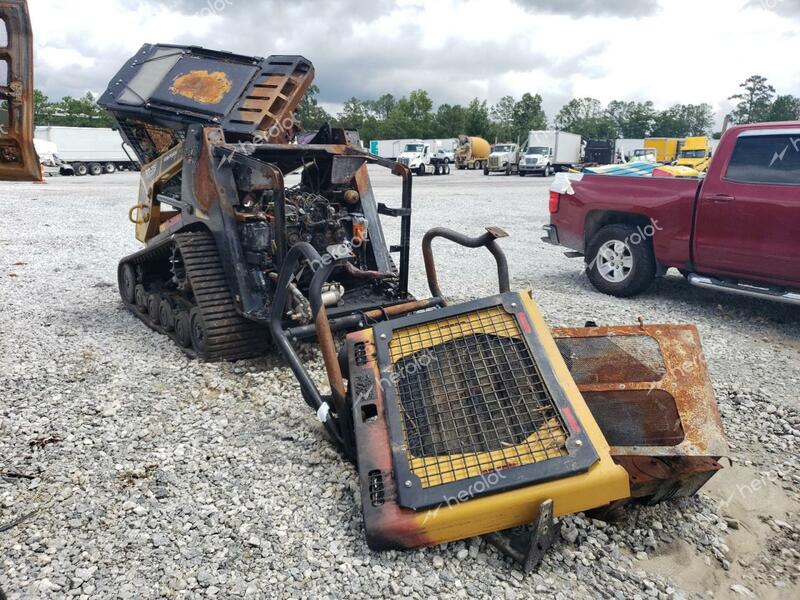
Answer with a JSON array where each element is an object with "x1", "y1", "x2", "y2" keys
[{"x1": 543, "y1": 121, "x2": 800, "y2": 304}]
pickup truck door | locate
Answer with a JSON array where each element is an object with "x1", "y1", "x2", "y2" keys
[
  {"x1": 693, "y1": 128, "x2": 800, "y2": 286},
  {"x1": 0, "y1": 0, "x2": 40, "y2": 181}
]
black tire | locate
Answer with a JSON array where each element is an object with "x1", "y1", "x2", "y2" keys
[
  {"x1": 190, "y1": 307, "x2": 209, "y2": 355},
  {"x1": 73, "y1": 163, "x2": 88, "y2": 176},
  {"x1": 134, "y1": 284, "x2": 147, "y2": 309},
  {"x1": 443, "y1": 164, "x2": 450, "y2": 175},
  {"x1": 434, "y1": 163, "x2": 441, "y2": 176},
  {"x1": 519, "y1": 171, "x2": 526, "y2": 177},
  {"x1": 159, "y1": 299, "x2": 175, "y2": 331},
  {"x1": 444, "y1": 158, "x2": 450, "y2": 165},
  {"x1": 146, "y1": 293, "x2": 161, "y2": 322},
  {"x1": 104, "y1": 163, "x2": 116, "y2": 174},
  {"x1": 89, "y1": 163, "x2": 103, "y2": 176},
  {"x1": 174, "y1": 311, "x2": 192, "y2": 348},
  {"x1": 483, "y1": 167, "x2": 489, "y2": 176},
  {"x1": 586, "y1": 224, "x2": 656, "y2": 297},
  {"x1": 417, "y1": 163, "x2": 426, "y2": 176},
  {"x1": 119, "y1": 263, "x2": 137, "y2": 304}
]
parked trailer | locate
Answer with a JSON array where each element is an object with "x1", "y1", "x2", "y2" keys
[
  {"x1": 369, "y1": 138, "x2": 457, "y2": 162},
  {"x1": 369, "y1": 139, "x2": 419, "y2": 160},
  {"x1": 34, "y1": 126, "x2": 139, "y2": 176},
  {"x1": 519, "y1": 130, "x2": 582, "y2": 176}
]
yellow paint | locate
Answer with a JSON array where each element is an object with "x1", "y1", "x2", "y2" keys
[
  {"x1": 170, "y1": 70, "x2": 232, "y2": 105},
  {"x1": 675, "y1": 136, "x2": 712, "y2": 172},
  {"x1": 644, "y1": 137, "x2": 683, "y2": 163},
  {"x1": 378, "y1": 293, "x2": 630, "y2": 544}
]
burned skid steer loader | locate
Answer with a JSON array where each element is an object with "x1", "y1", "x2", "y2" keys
[{"x1": 100, "y1": 45, "x2": 728, "y2": 570}]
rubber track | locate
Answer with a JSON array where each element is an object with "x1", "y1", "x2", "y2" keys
[{"x1": 121, "y1": 230, "x2": 270, "y2": 361}]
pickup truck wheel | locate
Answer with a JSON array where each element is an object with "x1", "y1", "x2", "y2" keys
[{"x1": 586, "y1": 224, "x2": 656, "y2": 297}]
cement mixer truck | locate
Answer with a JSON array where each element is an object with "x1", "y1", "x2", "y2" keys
[{"x1": 454, "y1": 135, "x2": 490, "y2": 170}]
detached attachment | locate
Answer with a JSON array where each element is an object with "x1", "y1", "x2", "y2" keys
[{"x1": 485, "y1": 499, "x2": 560, "y2": 573}]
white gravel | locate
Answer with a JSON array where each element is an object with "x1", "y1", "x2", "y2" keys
[{"x1": 1, "y1": 169, "x2": 798, "y2": 599}]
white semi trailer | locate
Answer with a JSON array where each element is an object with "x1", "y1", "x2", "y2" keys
[
  {"x1": 369, "y1": 138, "x2": 457, "y2": 162},
  {"x1": 34, "y1": 126, "x2": 139, "y2": 176}
]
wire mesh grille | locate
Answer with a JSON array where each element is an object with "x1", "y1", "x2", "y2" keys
[
  {"x1": 554, "y1": 335, "x2": 666, "y2": 385},
  {"x1": 389, "y1": 306, "x2": 568, "y2": 489},
  {"x1": 117, "y1": 118, "x2": 184, "y2": 165}
]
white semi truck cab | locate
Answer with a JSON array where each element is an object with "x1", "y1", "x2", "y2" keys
[
  {"x1": 484, "y1": 143, "x2": 521, "y2": 176},
  {"x1": 396, "y1": 141, "x2": 451, "y2": 176},
  {"x1": 519, "y1": 145, "x2": 555, "y2": 176}
]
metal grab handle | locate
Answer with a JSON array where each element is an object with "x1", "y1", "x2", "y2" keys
[
  {"x1": 128, "y1": 204, "x2": 148, "y2": 224},
  {"x1": 422, "y1": 226, "x2": 510, "y2": 302}
]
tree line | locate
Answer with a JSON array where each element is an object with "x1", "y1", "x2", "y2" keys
[{"x1": 33, "y1": 74, "x2": 799, "y2": 142}]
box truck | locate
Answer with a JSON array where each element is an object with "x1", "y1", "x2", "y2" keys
[
  {"x1": 644, "y1": 137, "x2": 683, "y2": 163},
  {"x1": 519, "y1": 130, "x2": 582, "y2": 176},
  {"x1": 34, "y1": 126, "x2": 140, "y2": 176}
]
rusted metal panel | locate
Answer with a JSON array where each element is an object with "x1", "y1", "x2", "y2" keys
[
  {"x1": 552, "y1": 324, "x2": 728, "y2": 459},
  {"x1": 170, "y1": 70, "x2": 233, "y2": 105},
  {"x1": 0, "y1": 0, "x2": 40, "y2": 182}
]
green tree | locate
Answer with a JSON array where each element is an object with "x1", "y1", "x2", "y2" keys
[
  {"x1": 767, "y1": 94, "x2": 800, "y2": 122},
  {"x1": 651, "y1": 103, "x2": 714, "y2": 137},
  {"x1": 490, "y1": 95, "x2": 516, "y2": 141},
  {"x1": 511, "y1": 93, "x2": 547, "y2": 142},
  {"x1": 555, "y1": 97, "x2": 617, "y2": 139},
  {"x1": 729, "y1": 75, "x2": 775, "y2": 124},
  {"x1": 337, "y1": 97, "x2": 370, "y2": 131},
  {"x1": 433, "y1": 103, "x2": 467, "y2": 137},
  {"x1": 463, "y1": 98, "x2": 490, "y2": 137},
  {"x1": 606, "y1": 100, "x2": 655, "y2": 138},
  {"x1": 367, "y1": 94, "x2": 396, "y2": 120},
  {"x1": 382, "y1": 89, "x2": 435, "y2": 138},
  {"x1": 34, "y1": 89, "x2": 56, "y2": 125},
  {"x1": 297, "y1": 84, "x2": 332, "y2": 131}
]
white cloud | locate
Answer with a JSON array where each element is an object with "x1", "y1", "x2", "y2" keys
[{"x1": 27, "y1": 0, "x2": 800, "y2": 128}]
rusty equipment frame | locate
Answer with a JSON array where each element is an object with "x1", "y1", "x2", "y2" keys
[{"x1": 0, "y1": 0, "x2": 40, "y2": 182}]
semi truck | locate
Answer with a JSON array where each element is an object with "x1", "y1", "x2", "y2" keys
[
  {"x1": 519, "y1": 130, "x2": 582, "y2": 176},
  {"x1": 396, "y1": 141, "x2": 451, "y2": 175},
  {"x1": 34, "y1": 126, "x2": 139, "y2": 176},
  {"x1": 454, "y1": 135, "x2": 491, "y2": 170},
  {"x1": 369, "y1": 138, "x2": 457, "y2": 162},
  {"x1": 484, "y1": 142, "x2": 521, "y2": 175},
  {"x1": 543, "y1": 121, "x2": 800, "y2": 304},
  {"x1": 675, "y1": 136, "x2": 713, "y2": 171}
]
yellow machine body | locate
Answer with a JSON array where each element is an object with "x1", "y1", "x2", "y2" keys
[{"x1": 350, "y1": 291, "x2": 630, "y2": 549}]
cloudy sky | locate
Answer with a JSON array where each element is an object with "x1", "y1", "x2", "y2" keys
[{"x1": 29, "y1": 0, "x2": 800, "y2": 127}]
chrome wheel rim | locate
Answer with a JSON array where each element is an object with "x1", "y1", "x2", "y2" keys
[{"x1": 597, "y1": 240, "x2": 633, "y2": 283}]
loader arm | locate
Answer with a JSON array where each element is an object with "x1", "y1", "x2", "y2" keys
[{"x1": 0, "y1": 0, "x2": 40, "y2": 182}]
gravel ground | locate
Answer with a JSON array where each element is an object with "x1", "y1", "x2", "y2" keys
[{"x1": 1, "y1": 169, "x2": 798, "y2": 599}]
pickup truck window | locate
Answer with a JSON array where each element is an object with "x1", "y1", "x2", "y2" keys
[{"x1": 725, "y1": 134, "x2": 800, "y2": 185}]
